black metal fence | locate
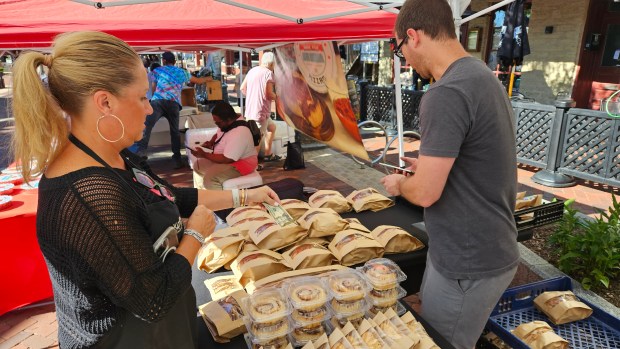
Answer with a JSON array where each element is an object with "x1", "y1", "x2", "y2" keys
[{"x1": 361, "y1": 84, "x2": 424, "y2": 132}]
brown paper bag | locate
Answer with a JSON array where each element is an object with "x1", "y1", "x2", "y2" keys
[
  {"x1": 199, "y1": 290, "x2": 248, "y2": 343},
  {"x1": 346, "y1": 188, "x2": 394, "y2": 212},
  {"x1": 515, "y1": 194, "x2": 543, "y2": 210},
  {"x1": 533, "y1": 291, "x2": 593, "y2": 325},
  {"x1": 329, "y1": 230, "x2": 384, "y2": 266},
  {"x1": 290, "y1": 237, "x2": 330, "y2": 247},
  {"x1": 204, "y1": 275, "x2": 244, "y2": 301},
  {"x1": 247, "y1": 220, "x2": 308, "y2": 251},
  {"x1": 281, "y1": 199, "x2": 312, "y2": 220},
  {"x1": 298, "y1": 208, "x2": 349, "y2": 238},
  {"x1": 309, "y1": 190, "x2": 353, "y2": 213},
  {"x1": 512, "y1": 321, "x2": 568, "y2": 349},
  {"x1": 343, "y1": 218, "x2": 371, "y2": 233},
  {"x1": 197, "y1": 230, "x2": 246, "y2": 273},
  {"x1": 231, "y1": 250, "x2": 290, "y2": 287},
  {"x1": 282, "y1": 242, "x2": 336, "y2": 270},
  {"x1": 230, "y1": 214, "x2": 274, "y2": 231},
  {"x1": 370, "y1": 225, "x2": 425, "y2": 254},
  {"x1": 226, "y1": 205, "x2": 269, "y2": 225}
]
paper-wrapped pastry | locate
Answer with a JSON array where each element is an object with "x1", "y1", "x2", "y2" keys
[
  {"x1": 309, "y1": 190, "x2": 352, "y2": 213},
  {"x1": 197, "y1": 228, "x2": 246, "y2": 273},
  {"x1": 312, "y1": 333, "x2": 329, "y2": 349},
  {"x1": 328, "y1": 327, "x2": 355, "y2": 349},
  {"x1": 199, "y1": 290, "x2": 248, "y2": 343},
  {"x1": 283, "y1": 242, "x2": 336, "y2": 270},
  {"x1": 328, "y1": 230, "x2": 384, "y2": 266},
  {"x1": 512, "y1": 321, "x2": 568, "y2": 349},
  {"x1": 372, "y1": 312, "x2": 415, "y2": 349},
  {"x1": 341, "y1": 322, "x2": 368, "y2": 349},
  {"x1": 231, "y1": 250, "x2": 290, "y2": 287},
  {"x1": 247, "y1": 220, "x2": 307, "y2": 251},
  {"x1": 533, "y1": 291, "x2": 593, "y2": 325},
  {"x1": 357, "y1": 319, "x2": 388, "y2": 349},
  {"x1": 298, "y1": 208, "x2": 349, "y2": 238},
  {"x1": 281, "y1": 199, "x2": 312, "y2": 220},
  {"x1": 401, "y1": 311, "x2": 439, "y2": 348},
  {"x1": 343, "y1": 218, "x2": 371, "y2": 233},
  {"x1": 346, "y1": 187, "x2": 394, "y2": 212},
  {"x1": 515, "y1": 194, "x2": 543, "y2": 210},
  {"x1": 370, "y1": 225, "x2": 424, "y2": 254},
  {"x1": 204, "y1": 275, "x2": 244, "y2": 301},
  {"x1": 226, "y1": 205, "x2": 269, "y2": 225},
  {"x1": 385, "y1": 308, "x2": 420, "y2": 345}
]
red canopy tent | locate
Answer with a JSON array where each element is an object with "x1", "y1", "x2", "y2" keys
[{"x1": 0, "y1": 0, "x2": 398, "y2": 51}]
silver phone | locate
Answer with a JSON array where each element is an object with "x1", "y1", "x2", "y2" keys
[{"x1": 380, "y1": 162, "x2": 414, "y2": 174}]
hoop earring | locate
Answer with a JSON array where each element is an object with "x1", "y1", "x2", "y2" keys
[{"x1": 96, "y1": 114, "x2": 125, "y2": 143}]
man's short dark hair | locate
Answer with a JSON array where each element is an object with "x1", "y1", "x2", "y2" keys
[
  {"x1": 211, "y1": 101, "x2": 238, "y2": 122},
  {"x1": 395, "y1": 0, "x2": 457, "y2": 41},
  {"x1": 162, "y1": 51, "x2": 176, "y2": 64}
]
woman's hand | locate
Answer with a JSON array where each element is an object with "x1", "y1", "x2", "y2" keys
[
  {"x1": 186, "y1": 205, "x2": 215, "y2": 239},
  {"x1": 246, "y1": 186, "x2": 280, "y2": 206}
]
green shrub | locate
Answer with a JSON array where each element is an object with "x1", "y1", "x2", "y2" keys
[{"x1": 549, "y1": 196, "x2": 620, "y2": 290}]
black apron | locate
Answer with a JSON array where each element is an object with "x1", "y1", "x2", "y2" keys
[{"x1": 69, "y1": 135, "x2": 198, "y2": 349}]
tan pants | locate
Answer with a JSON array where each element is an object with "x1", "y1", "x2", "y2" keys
[{"x1": 194, "y1": 158, "x2": 241, "y2": 190}]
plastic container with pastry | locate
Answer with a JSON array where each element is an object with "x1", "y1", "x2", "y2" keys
[
  {"x1": 291, "y1": 305, "x2": 331, "y2": 326},
  {"x1": 358, "y1": 258, "x2": 406, "y2": 291},
  {"x1": 242, "y1": 288, "x2": 291, "y2": 325},
  {"x1": 367, "y1": 285, "x2": 406, "y2": 308},
  {"x1": 291, "y1": 322, "x2": 328, "y2": 346},
  {"x1": 244, "y1": 315, "x2": 292, "y2": 342},
  {"x1": 244, "y1": 332, "x2": 291, "y2": 349},
  {"x1": 328, "y1": 298, "x2": 369, "y2": 316},
  {"x1": 285, "y1": 276, "x2": 330, "y2": 311},
  {"x1": 367, "y1": 300, "x2": 406, "y2": 317},
  {"x1": 324, "y1": 270, "x2": 370, "y2": 302},
  {"x1": 330, "y1": 311, "x2": 365, "y2": 329}
]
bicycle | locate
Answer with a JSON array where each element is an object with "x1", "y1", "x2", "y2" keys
[{"x1": 350, "y1": 120, "x2": 421, "y2": 175}]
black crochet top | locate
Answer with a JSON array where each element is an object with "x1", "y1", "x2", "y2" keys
[{"x1": 36, "y1": 151, "x2": 198, "y2": 348}]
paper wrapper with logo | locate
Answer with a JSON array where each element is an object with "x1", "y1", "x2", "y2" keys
[
  {"x1": 346, "y1": 188, "x2": 394, "y2": 212},
  {"x1": 204, "y1": 275, "x2": 244, "y2": 301},
  {"x1": 199, "y1": 290, "x2": 249, "y2": 343},
  {"x1": 342, "y1": 218, "x2": 371, "y2": 233},
  {"x1": 512, "y1": 321, "x2": 568, "y2": 349},
  {"x1": 231, "y1": 250, "x2": 291, "y2": 287},
  {"x1": 226, "y1": 205, "x2": 269, "y2": 225},
  {"x1": 247, "y1": 220, "x2": 307, "y2": 251},
  {"x1": 281, "y1": 199, "x2": 312, "y2": 220},
  {"x1": 229, "y1": 213, "x2": 274, "y2": 232},
  {"x1": 328, "y1": 230, "x2": 384, "y2": 266},
  {"x1": 298, "y1": 208, "x2": 349, "y2": 238},
  {"x1": 370, "y1": 225, "x2": 425, "y2": 254},
  {"x1": 533, "y1": 291, "x2": 593, "y2": 325},
  {"x1": 282, "y1": 242, "x2": 336, "y2": 270},
  {"x1": 197, "y1": 228, "x2": 247, "y2": 273},
  {"x1": 309, "y1": 190, "x2": 352, "y2": 213}
]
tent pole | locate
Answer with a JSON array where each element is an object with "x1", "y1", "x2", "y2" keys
[
  {"x1": 239, "y1": 50, "x2": 244, "y2": 115},
  {"x1": 459, "y1": 0, "x2": 515, "y2": 25},
  {"x1": 394, "y1": 54, "x2": 404, "y2": 167}
]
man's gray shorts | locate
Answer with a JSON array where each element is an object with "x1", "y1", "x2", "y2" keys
[{"x1": 419, "y1": 255, "x2": 517, "y2": 349}]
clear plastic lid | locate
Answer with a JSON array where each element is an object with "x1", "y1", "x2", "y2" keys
[
  {"x1": 291, "y1": 305, "x2": 332, "y2": 326},
  {"x1": 367, "y1": 300, "x2": 406, "y2": 317},
  {"x1": 285, "y1": 276, "x2": 331, "y2": 310},
  {"x1": 242, "y1": 288, "x2": 292, "y2": 324},
  {"x1": 244, "y1": 315, "x2": 292, "y2": 342},
  {"x1": 244, "y1": 332, "x2": 291, "y2": 349},
  {"x1": 358, "y1": 258, "x2": 407, "y2": 289},
  {"x1": 328, "y1": 298, "x2": 370, "y2": 317},
  {"x1": 367, "y1": 285, "x2": 407, "y2": 307},
  {"x1": 331, "y1": 311, "x2": 366, "y2": 329},
  {"x1": 324, "y1": 270, "x2": 370, "y2": 301},
  {"x1": 290, "y1": 322, "x2": 331, "y2": 347}
]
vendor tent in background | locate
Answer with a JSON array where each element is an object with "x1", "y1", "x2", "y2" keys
[{"x1": 496, "y1": 0, "x2": 530, "y2": 96}]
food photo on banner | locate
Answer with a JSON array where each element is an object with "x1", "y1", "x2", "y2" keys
[{"x1": 274, "y1": 42, "x2": 369, "y2": 161}]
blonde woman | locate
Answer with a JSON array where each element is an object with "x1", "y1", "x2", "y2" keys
[{"x1": 11, "y1": 31, "x2": 278, "y2": 348}]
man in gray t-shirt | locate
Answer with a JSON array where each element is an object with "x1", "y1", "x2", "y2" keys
[{"x1": 382, "y1": 1, "x2": 519, "y2": 348}]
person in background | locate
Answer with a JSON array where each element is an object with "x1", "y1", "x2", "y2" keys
[
  {"x1": 241, "y1": 51, "x2": 280, "y2": 164},
  {"x1": 380, "y1": 1, "x2": 519, "y2": 348},
  {"x1": 146, "y1": 62, "x2": 160, "y2": 100},
  {"x1": 132, "y1": 51, "x2": 212, "y2": 169},
  {"x1": 191, "y1": 101, "x2": 258, "y2": 190},
  {"x1": 11, "y1": 31, "x2": 278, "y2": 349}
]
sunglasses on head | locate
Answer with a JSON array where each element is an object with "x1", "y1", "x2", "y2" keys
[{"x1": 132, "y1": 168, "x2": 176, "y2": 202}]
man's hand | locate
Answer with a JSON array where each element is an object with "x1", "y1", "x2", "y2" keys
[
  {"x1": 190, "y1": 147, "x2": 210, "y2": 159},
  {"x1": 380, "y1": 174, "x2": 407, "y2": 196},
  {"x1": 400, "y1": 156, "x2": 419, "y2": 173},
  {"x1": 201, "y1": 140, "x2": 214, "y2": 150}
]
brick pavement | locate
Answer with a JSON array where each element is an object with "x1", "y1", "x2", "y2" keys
[{"x1": 0, "y1": 137, "x2": 616, "y2": 348}]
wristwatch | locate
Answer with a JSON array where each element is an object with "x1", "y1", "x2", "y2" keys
[{"x1": 183, "y1": 228, "x2": 205, "y2": 245}]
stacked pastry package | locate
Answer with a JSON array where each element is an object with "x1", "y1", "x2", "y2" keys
[
  {"x1": 324, "y1": 270, "x2": 371, "y2": 329},
  {"x1": 358, "y1": 259, "x2": 408, "y2": 316},
  {"x1": 285, "y1": 276, "x2": 333, "y2": 346},
  {"x1": 242, "y1": 288, "x2": 294, "y2": 349}
]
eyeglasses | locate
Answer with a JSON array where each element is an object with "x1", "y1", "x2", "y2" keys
[
  {"x1": 153, "y1": 226, "x2": 179, "y2": 261},
  {"x1": 393, "y1": 37, "x2": 408, "y2": 59},
  {"x1": 132, "y1": 168, "x2": 176, "y2": 202}
]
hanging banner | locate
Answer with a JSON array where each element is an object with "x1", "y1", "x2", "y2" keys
[{"x1": 275, "y1": 42, "x2": 369, "y2": 160}]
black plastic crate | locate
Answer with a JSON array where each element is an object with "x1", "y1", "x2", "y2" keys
[
  {"x1": 514, "y1": 199, "x2": 564, "y2": 232},
  {"x1": 486, "y1": 276, "x2": 620, "y2": 349}
]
